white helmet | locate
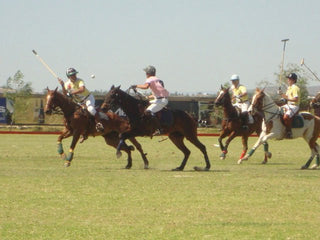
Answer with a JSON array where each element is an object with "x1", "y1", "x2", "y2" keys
[{"x1": 230, "y1": 74, "x2": 240, "y2": 81}]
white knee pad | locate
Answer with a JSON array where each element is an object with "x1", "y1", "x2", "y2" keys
[{"x1": 87, "y1": 105, "x2": 96, "y2": 116}]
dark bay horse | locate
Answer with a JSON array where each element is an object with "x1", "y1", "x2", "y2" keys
[
  {"x1": 44, "y1": 87, "x2": 149, "y2": 169},
  {"x1": 214, "y1": 86, "x2": 271, "y2": 163},
  {"x1": 100, "y1": 86, "x2": 211, "y2": 171}
]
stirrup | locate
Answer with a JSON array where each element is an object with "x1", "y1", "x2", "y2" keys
[
  {"x1": 285, "y1": 131, "x2": 293, "y2": 139},
  {"x1": 96, "y1": 122, "x2": 104, "y2": 132},
  {"x1": 79, "y1": 135, "x2": 88, "y2": 143},
  {"x1": 242, "y1": 125, "x2": 249, "y2": 130},
  {"x1": 153, "y1": 129, "x2": 163, "y2": 136}
]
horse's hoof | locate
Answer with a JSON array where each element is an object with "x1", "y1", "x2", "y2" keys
[
  {"x1": 194, "y1": 166, "x2": 210, "y2": 171},
  {"x1": 125, "y1": 165, "x2": 132, "y2": 169},
  {"x1": 60, "y1": 153, "x2": 66, "y2": 160},
  {"x1": 172, "y1": 167, "x2": 183, "y2": 171},
  {"x1": 220, "y1": 153, "x2": 226, "y2": 160},
  {"x1": 310, "y1": 164, "x2": 319, "y2": 170},
  {"x1": 237, "y1": 159, "x2": 243, "y2": 164},
  {"x1": 301, "y1": 165, "x2": 308, "y2": 170},
  {"x1": 144, "y1": 165, "x2": 149, "y2": 169},
  {"x1": 262, "y1": 160, "x2": 267, "y2": 164},
  {"x1": 116, "y1": 151, "x2": 122, "y2": 158},
  {"x1": 129, "y1": 145, "x2": 135, "y2": 151},
  {"x1": 64, "y1": 161, "x2": 71, "y2": 167}
]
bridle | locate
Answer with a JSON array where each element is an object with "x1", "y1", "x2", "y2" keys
[{"x1": 252, "y1": 94, "x2": 281, "y2": 123}]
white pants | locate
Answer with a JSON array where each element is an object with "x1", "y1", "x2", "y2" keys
[
  {"x1": 233, "y1": 101, "x2": 250, "y2": 112},
  {"x1": 85, "y1": 94, "x2": 96, "y2": 116},
  {"x1": 233, "y1": 101, "x2": 253, "y2": 124},
  {"x1": 147, "y1": 98, "x2": 168, "y2": 113},
  {"x1": 284, "y1": 104, "x2": 299, "y2": 117}
]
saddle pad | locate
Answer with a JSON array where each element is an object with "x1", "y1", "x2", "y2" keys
[
  {"x1": 160, "y1": 109, "x2": 174, "y2": 127},
  {"x1": 292, "y1": 115, "x2": 304, "y2": 128}
]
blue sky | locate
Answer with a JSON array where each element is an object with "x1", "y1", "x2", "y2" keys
[{"x1": 1, "y1": 0, "x2": 320, "y2": 94}]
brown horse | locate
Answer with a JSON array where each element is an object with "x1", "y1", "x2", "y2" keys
[
  {"x1": 100, "y1": 86, "x2": 211, "y2": 171},
  {"x1": 310, "y1": 92, "x2": 320, "y2": 117},
  {"x1": 214, "y1": 86, "x2": 271, "y2": 163},
  {"x1": 44, "y1": 87, "x2": 149, "y2": 169}
]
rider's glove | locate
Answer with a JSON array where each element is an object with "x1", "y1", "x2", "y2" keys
[
  {"x1": 130, "y1": 85, "x2": 137, "y2": 90},
  {"x1": 66, "y1": 92, "x2": 73, "y2": 98}
]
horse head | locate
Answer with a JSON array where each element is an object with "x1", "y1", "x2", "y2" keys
[
  {"x1": 44, "y1": 87, "x2": 59, "y2": 115},
  {"x1": 101, "y1": 85, "x2": 123, "y2": 111},
  {"x1": 250, "y1": 88, "x2": 265, "y2": 114},
  {"x1": 214, "y1": 85, "x2": 230, "y2": 107},
  {"x1": 310, "y1": 92, "x2": 320, "y2": 109}
]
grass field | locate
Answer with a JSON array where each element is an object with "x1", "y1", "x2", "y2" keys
[{"x1": 0, "y1": 134, "x2": 319, "y2": 240}]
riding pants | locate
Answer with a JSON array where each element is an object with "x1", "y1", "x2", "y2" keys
[
  {"x1": 147, "y1": 97, "x2": 168, "y2": 114},
  {"x1": 284, "y1": 104, "x2": 299, "y2": 117},
  {"x1": 85, "y1": 94, "x2": 96, "y2": 116},
  {"x1": 233, "y1": 101, "x2": 253, "y2": 124}
]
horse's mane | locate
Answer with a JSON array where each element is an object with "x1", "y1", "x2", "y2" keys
[{"x1": 51, "y1": 90, "x2": 80, "y2": 112}]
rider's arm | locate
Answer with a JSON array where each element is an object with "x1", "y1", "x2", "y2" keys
[
  {"x1": 71, "y1": 86, "x2": 85, "y2": 95},
  {"x1": 282, "y1": 93, "x2": 299, "y2": 103},
  {"x1": 58, "y1": 78, "x2": 67, "y2": 95},
  {"x1": 136, "y1": 83, "x2": 149, "y2": 89}
]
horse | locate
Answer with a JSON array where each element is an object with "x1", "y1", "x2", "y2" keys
[
  {"x1": 214, "y1": 86, "x2": 271, "y2": 163},
  {"x1": 100, "y1": 85, "x2": 211, "y2": 171},
  {"x1": 309, "y1": 92, "x2": 320, "y2": 117},
  {"x1": 44, "y1": 87, "x2": 149, "y2": 169},
  {"x1": 238, "y1": 88, "x2": 320, "y2": 169}
]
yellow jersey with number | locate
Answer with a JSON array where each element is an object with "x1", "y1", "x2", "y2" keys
[
  {"x1": 64, "y1": 78, "x2": 90, "y2": 102},
  {"x1": 231, "y1": 84, "x2": 249, "y2": 103},
  {"x1": 286, "y1": 84, "x2": 300, "y2": 105}
]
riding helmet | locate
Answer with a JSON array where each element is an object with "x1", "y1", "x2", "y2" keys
[
  {"x1": 287, "y1": 73, "x2": 297, "y2": 82},
  {"x1": 66, "y1": 68, "x2": 78, "y2": 77},
  {"x1": 143, "y1": 65, "x2": 156, "y2": 75},
  {"x1": 230, "y1": 74, "x2": 240, "y2": 81}
]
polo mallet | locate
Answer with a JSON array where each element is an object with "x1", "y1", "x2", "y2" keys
[
  {"x1": 300, "y1": 58, "x2": 320, "y2": 81},
  {"x1": 32, "y1": 50, "x2": 59, "y2": 79},
  {"x1": 279, "y1": 39, "x2": 289, "y2": 94}
]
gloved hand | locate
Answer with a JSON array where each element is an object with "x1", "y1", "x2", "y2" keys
[
  {"x1": 66, "y1": 92, "x2": 73, "y2": 98},
  {"x1": 130, "y1": 85, "x2": 137, "y2": 90}
]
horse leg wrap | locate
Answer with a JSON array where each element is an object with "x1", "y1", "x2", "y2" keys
[
  {"x1": 248, "y1": 149, "x2": 255, "y2": 157},
  {"x1": 66, "y1": 151, "x2": 74, "y2": 162},
  {"x1": 263, "y1": 142, "x2": 269, "y2": 152},
  {"x1": 240, "y1": 150, "x2": 247, "y2": 159},
  {"x1": 57, "y1": 142, "x2": 64, "y2": 155},
  {"x1": 222, "y1": 150, "x2": 228, "y2": 154},
  {"x1": 317, "y1": 155, "x2": 320, "y2": 166}
]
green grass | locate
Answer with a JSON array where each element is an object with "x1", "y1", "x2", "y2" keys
[{"x1": 0, "y1": 134, "x2": 319, "y2": 240}]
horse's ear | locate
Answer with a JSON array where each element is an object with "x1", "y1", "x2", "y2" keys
[
  {"x1": 111, "y1": 85, "x2": 115, "y2": 90},
  {"x1": 46, "y1": 87, "x2": 49, "y2": 91},
  {"x1": 54, "y1": 87, "x2": 58, "y2": 93},
  {"x1": 220, "y1": 84, "x2": 223, "y2": 90},
  {"x1": 116, "y1": 85, "x2": 121, "y2": 89},
  {"x1": 256, "y1": 87, "x2": 260, "y2": 92}
]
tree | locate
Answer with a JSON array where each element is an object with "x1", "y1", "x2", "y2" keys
[{"x1": 4, "y1": 70, "x2": 33, "y2": 123}]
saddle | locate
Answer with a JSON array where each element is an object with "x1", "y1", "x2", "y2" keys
[
  {"x1": 155, "y1": 108, "x2": 174, "y2": 127},
  {"x1": 280, "y1": 108, "x2": 304, "y2": 128}
]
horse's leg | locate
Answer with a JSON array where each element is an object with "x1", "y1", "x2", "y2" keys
[
  {"x1": 220, "y1": 131, "x2": 237, "y2": 160},
  {"x1": 57, "y1": 127, "x2": 73, "y2": 160},
  {"x1": 116, "y1": 132, "x2": 132, "y2": 159},
  {"x1": 218, "y1": 131, "x2": 230, "y2": 160},
  {"x1": 103, "y1": 133, "x2": 133, "y2": 169},
  {"x1": 168, "y1": 132, "x2": 190, "y2": 171},
  {"x1": 262, "y1": 142, "x2": 272, "y2": 164},
  {"x1": 185, "y1": 134, "x2": 211, "y2": 171},
  {"x1": 128, "y1": 137, "x2": 149, "y2": 169},
  {"x1": 311, "y1": 143, "x2": 320, "y2": 169},
  {"x1": 238, "y1": 132, "x2": 273, "y2": 164},
  {"x1": 64, "y1": 131, "x2": 81, "y2": 167},
  {"x1": 239, "y1": 135, "x2": 248, "y2": 160}
]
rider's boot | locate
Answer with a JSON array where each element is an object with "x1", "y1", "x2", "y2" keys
[
  {"x1": 145, "y1": 111, "x2": 163, "y2": 136},
  {"x1": 94, "y1": 112, "x2": 104, "y2": 132},
  {"x1": 283, "y1": 115, "x2": 293, "y2": 139},
  {"x1": 241, "y1": 112, "x2": 249, "y2": 130}
]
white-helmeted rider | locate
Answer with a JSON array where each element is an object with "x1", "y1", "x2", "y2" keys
[
  {"x1": 58, "y1": 68, "x2": 104, "y2": 133},
  {"x1": 230, "y1": 74, "x2": 254, "y2": 128}
]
